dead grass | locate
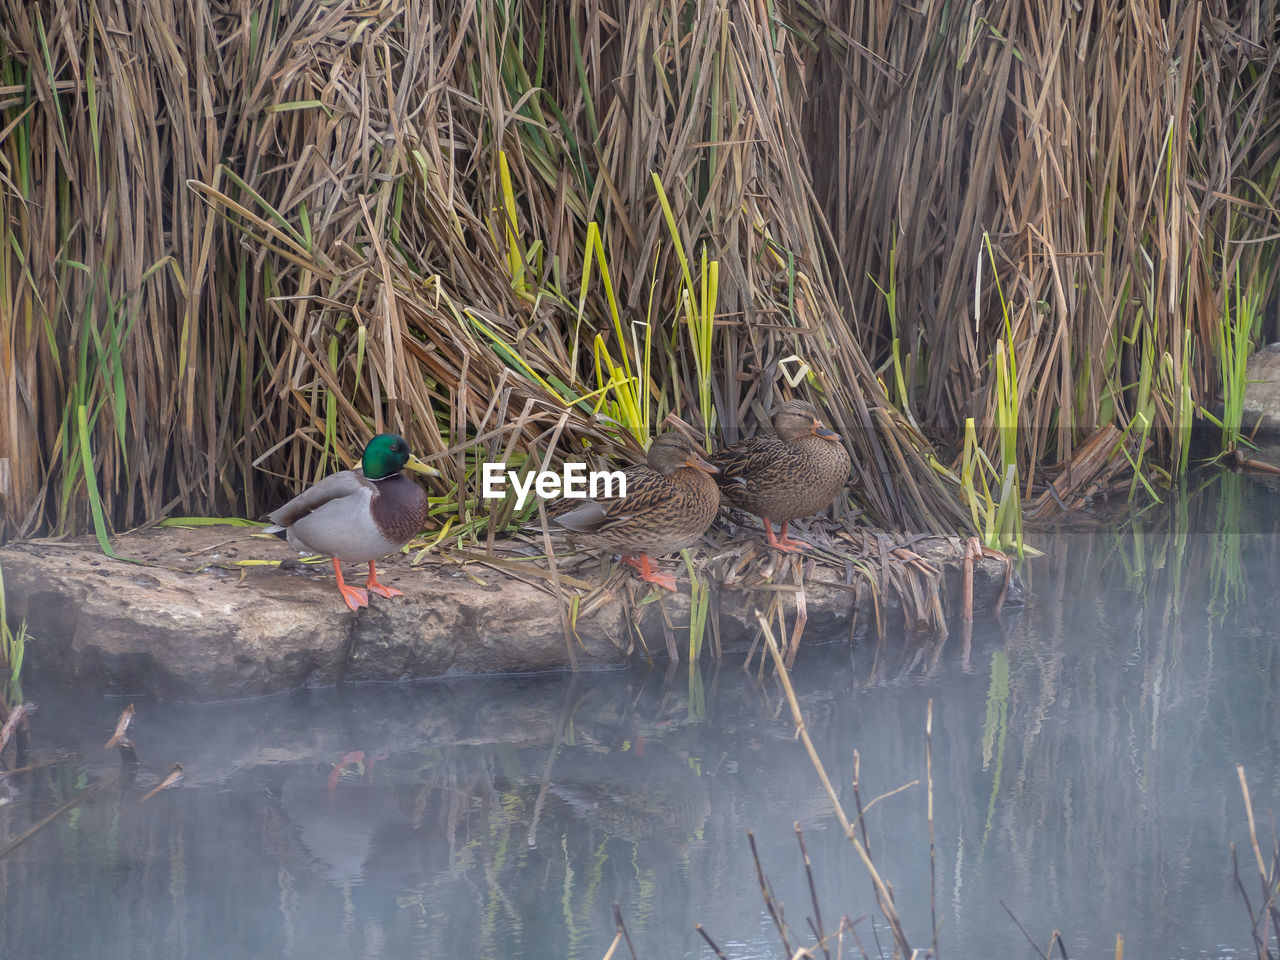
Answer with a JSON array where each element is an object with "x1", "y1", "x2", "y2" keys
[{"x1": 0, "y1": 0, "x2": 1276, "y2": 548}]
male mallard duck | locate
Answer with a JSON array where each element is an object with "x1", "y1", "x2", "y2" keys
[
  {"x1": 551, "y1": 432, "x2": 720, "y2": 592},
  {"x1": 711, "y1": 399, "x2": 851, "y2": 552},
  {"x1": 265, "y1": 433, "x2": 439, "y2": 611}
]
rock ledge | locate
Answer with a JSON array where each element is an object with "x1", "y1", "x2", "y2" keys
[{"x1": 0, "y1": 526, "x2": 1018, "y2": 700}]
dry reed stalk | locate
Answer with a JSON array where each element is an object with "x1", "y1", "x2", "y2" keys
[
  {"x1": 0, "y1": 0, "x2": 971, "y2": 546},
  {"x1": 757, "y1": 610, "x2": 913, "y2": 955},
  {"x1": 0, "y1": 771, "x2": 119, "y2": 860},
  {"x1": 693, "y1": 924, "x2": 729, "y2": 958},
  {"x1": 0, "y1": 0, "x2": 1274, "y2": 568},
  {"x1": 927, "y1": 697, "x2": 938, "y2": 957},
  {"x1": 795, "y1": 824, "x2": 833, "y2": 960},
  {"x1": 1233, "y1": 763, "x2": 1280, "y2": 953},
  {"x1": 800, "y1": 0, "x2": 1279, "y2": 474}
]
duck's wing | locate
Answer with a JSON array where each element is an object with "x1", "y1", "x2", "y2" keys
[
  {"x1": 549, "y1": 498, "x2": 611, "y2": 533},
  {"x1": 710, "y1": 437, "x2": 783, "y2": 484},
  {"x1": 550, "y1": 465, "x2": 662, "y2": 533},
  {"x1": 267, "y1": 469, "x2": 372, "y2": 527}
]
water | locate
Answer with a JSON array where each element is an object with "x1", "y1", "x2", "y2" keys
[{"x1": 2, "y1": 471, "x2": 1279, "y2": 959}]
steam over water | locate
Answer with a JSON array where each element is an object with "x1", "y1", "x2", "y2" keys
[{"x1": 2, "y1": 471, "x2": 1277, "y2": 959}]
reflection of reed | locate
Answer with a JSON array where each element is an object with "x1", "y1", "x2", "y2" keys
[
  {"x1": 1209, "y1": 471, "x2": 1247, "y2": 622},
  {"x1": 974, "y1": 473, "x2": 1280, "y2": 947},
  {"x1": 0, "y1": 771, "x2": 119, "y2": 861}
]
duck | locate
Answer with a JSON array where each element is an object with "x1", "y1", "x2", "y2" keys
[
  {"x1": 265, "y1": 433, "x2": 439, "y2": 611},
  {"x1": 551, "y1": 432, "x2": 720, "y2": 592},
  {"x1": 711, "y1": 398, "x2": 851, "y2": 552}
]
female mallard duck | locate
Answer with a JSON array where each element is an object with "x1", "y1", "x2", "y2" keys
[
  {"x1": 266, "y1": 433, "x2": 439, "y2": 611},
  {"x1": 551, "y1": 432, "x2": 720, "y2": 592},
  {"x1": 711, "y1": 399, "x2": 851, "y2": 552}
]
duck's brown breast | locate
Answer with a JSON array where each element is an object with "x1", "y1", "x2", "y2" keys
[{"x1": 370, "y1": 473, "x2": 430, "y2": 545}]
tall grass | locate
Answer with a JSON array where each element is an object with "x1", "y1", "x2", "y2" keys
[
  {"x1": 1217, "y1": 264, "x2": 1265, "y2": 456},
  {"x1": 0, "y1": 561, "x2": 25, "y2": 703},
  {"x1": 803, "y1": 0, "x2": 1279, "y2": 485},
  {"x1": 0, "y1": 0, "x2": 1276, "y2": 545}
]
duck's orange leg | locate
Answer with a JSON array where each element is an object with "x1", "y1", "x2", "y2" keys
[
  {"x1": 764, "y1": 518, "x2": 809, "y2": 553},
  {"x1": 333, "y1": 559, "x2": 369, "y2": 611},
  {"x1": 366, "y1": 560, "x2": 403, "y2": 599},
  {"x1": 621, "y1": 554, "x2": 678, "y2": 592}
]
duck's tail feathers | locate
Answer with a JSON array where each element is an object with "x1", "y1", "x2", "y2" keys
[{"x1": 264, "y1": 525, "x2": 289, "y2": 541}]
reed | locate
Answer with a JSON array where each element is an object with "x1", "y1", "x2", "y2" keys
[
  {"x1": 0, "y1": 0, "x2": 1276, "y2": 545},
  {"x1": 0, "y1": 560, "x2": 25, "y2": 703},
  {"x1": 1217, "y1": 262, "x2": 1264, "y2": 456},
  {"x1": 1232, "y1": 764, "x2": 1280, "y2": 956}
]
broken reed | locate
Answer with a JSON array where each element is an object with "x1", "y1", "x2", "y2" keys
[
  {"x1": 0, "y1": 0, "x2": 1277, "y2": 548},
  {"x1": 0, "y1": 561, "x2": 24, "y2": 704},
  {"x1": 1232, "y1": 764, "x2": 1280, "y2": 955}
]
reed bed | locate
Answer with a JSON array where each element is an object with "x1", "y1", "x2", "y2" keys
[{"x1": 0, "y1": 0, "x2": 1276, "y2": 545}]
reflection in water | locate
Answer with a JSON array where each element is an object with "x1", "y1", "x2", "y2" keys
[{"x1": 1, "y1": 472, "x2": 1279, "y2": 959}]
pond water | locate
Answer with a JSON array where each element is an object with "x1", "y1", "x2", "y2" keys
[{"x1": 2, "y1": 470, "x2": 1279, "y2": 959}]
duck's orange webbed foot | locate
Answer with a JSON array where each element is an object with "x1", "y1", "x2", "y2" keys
[
  {"x1": 365, "y1": 560, "x2": 403, "y2": 599},
  {"x1": 333, "y1": 559, "x2": 369, "y2": 611},
  {"x1": 621, "y1": 555, "x2": 678, "y2": 592},
  {"x1": 764, "y1": 519, "x2": 809, "y2": 554}
]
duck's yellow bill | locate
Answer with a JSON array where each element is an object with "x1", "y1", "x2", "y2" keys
[{"x1": 405, "y1": 455, "x2": 441, "y2": 477}]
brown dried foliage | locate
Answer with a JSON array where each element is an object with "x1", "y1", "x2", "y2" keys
[{"x1": 0, "y1": 0, "x2": 1276, "y2": 542}]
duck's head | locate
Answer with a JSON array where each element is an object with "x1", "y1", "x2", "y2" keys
[
  {"x1": 774, "y1": 399, "x2": 840, "y2": 442},
  {"x1": 647, "y1": 433, "x2": 719, "y2": 476},
  {"x1": 362, "y1": 434, "x2": 441, "y2": 480}
]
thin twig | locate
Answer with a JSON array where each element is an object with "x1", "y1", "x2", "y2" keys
[
  {"x1": 927, "y1": 699, "x2": 939, "y2": 959},
  {"x1": 612, "y1": 903, "x2": 640, "y2": 960},
  {"x1": 999, "y1": 900, "x2": 1049, "y2": 960},
  {"x1": 757, "y1": 612, "x2": 912, "y2": 955},
  {"x1": 0, "y1": 773, "x2": 120, "y2": 860},
  {"x1": 796, "y1": 823, "x2": 831, "y2": 960},
  {"x1": 695, "y1": 924, "x2": 731, "y2": 959},
  {"x1": 748, "y1": 829, "x2": 794, "y2": 957}
]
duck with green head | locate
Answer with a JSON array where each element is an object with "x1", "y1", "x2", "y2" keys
[{"x1": 266, "y1": 433, "x2": 439, "y2": 611}]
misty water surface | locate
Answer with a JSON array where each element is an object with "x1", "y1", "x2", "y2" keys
[{"x1": 1, "y1": 470, "x2": 1278, "y2": 959}]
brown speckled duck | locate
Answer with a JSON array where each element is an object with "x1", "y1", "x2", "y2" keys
[
  {"x1": 265, "y1": 434, "x2": 439, "y2": 611},
  {"x1": 551, "y1": 432, "x2": 720, "y2": 592},
  {"x1": 711, "y1": 399, "x2": 851, "y2": 552}
]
